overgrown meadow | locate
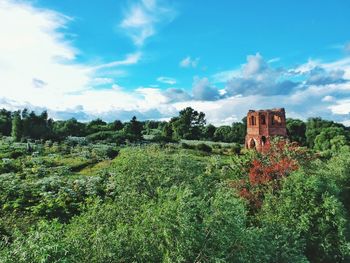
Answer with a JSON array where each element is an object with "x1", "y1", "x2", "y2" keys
[{"x1": 0, "y1": 107, "x2": 350, "y2": 262}]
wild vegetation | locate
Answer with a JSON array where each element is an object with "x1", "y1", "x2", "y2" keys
[{"x1": 0, "y1": 107, "x2": 350, "y2": 262}]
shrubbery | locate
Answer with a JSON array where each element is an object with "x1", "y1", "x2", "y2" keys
[
  {"x1": 0, "y1": 142, "x2": 349, "y2": 262},
  {"x1": 180, "y1": 142, "x2": 195, "y2": 149},
  {"x1": 0, "y1": 106, "x2": 350, "y2": 262},
  {"x1": 196, "y1": 143, "x2": 212, "y2": 153}
]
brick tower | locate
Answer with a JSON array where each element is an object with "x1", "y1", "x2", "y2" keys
[{"x1": 245, "y1": 108, "x2": 287, "y2": 152}]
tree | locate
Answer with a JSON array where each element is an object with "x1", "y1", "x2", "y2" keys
[
  {"x1": 21, "y1": 110, "x2": 53, "y2": 140},
  {"x1": 305, "y1": 117, "x2": 345, "y2": 148},
  {"x1": 0, "y1": 109, "x2": 12, "y2": 136},
  {"x1": 108, "y1": 120, "x2": 123, "y2": 131},
  {"x1": 214, "y1": 126, "x2": 232, "y2": 142},
  {"x1": 162, "y1": 122, "x2": 173, "y2": 141},
  {"x1": 171, "y1": 107, "x2": 206, "y2": 140},
  {"x1": 203, "y1": 124, "x2": 216, "y2": 140},
  {"x1": 53, "y1": 118, "x2": 86, "y2": 138},
  {"x1": 330, "y1": 135, "x2": 348, "y2": 153},
  {"x1": 241, "y1": 116, "x2": 247, "y2": 127},
  {"x1": 123, "y1": 116, "x2": 143, "y2": 140},
  {"x1": 143, "y1": 120, "x2": 163, "y2": 135},
  {"x1": 286, "y1": 118, "x2": 306, "y2": 145},
  {"x1": 86, "y1": 118, "x2": 108, "y2": 134},
  {"x1": 314, "y1": 127, "x2": 347, "y2": 152},
  {"x1": 211, "y1": 122, "x2": 245, "y2": 143},
  {"x1": 11, "y1": 111, "x2": 22, "y2": 141},
  {"x1": 231, "y1": 122, "x2": 246, "y2": 143}
]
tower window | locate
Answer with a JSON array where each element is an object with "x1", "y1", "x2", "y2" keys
[
  {"x1": 272, "y1": 115, "x2": 282, "y2": 125},
  {"x1": 250, "y1": 116, "x2": 256, "y2": 126},
  {"x1": 261, "y1": 115, "x2": 266, "y2": 125}
]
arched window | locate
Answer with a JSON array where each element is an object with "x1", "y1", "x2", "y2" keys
[
  {"x1": 276, "y1": 115, "x2": 282, "y2": 124},
  {"x1": 250, "y1": 116, "x2": 256, "y2": 126},
  {"x1": 261, "y1": 115, "x2": 266, "y2": 125},
  {"x1": 271, "y1": 115, "x2": 282, "y2": 125},
  {"x1": 261, "y1": 136, "x2": 266, "y2": 145},
  {"x1": 249, "y1": 139, "x2": 256, "y2": 149}
]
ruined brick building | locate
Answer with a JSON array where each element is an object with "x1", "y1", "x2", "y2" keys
[{"x1": 245, "y1": 108, "x2": 287, "y2": 152}]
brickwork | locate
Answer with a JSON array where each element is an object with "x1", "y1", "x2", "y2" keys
[{"x1": 245, "y1": 108, "x2": 287, "y2": 151}]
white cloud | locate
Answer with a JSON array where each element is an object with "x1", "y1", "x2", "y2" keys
[
  {"x1": 329, "y1": 99, "x2": 350, "y2": 115},
  {"x1": 156, "y1": 76, "x2": 177, "y2": 85},
  {"x1": 223, "y1": 53, "x2": 298, "y2": 96},
  {"x1": 290, "y1": 59, "x2": 320, "y2": 74},
  {"x1": 212, "y1": 69, "x2": 240, "y2": 83},
  {"x1": 120, "y1": 0, "x2": 176, "y2": 46},
  {"x1": 90, "y1": 78, "x2": 114, "y2": 86},
  {"x1": 163, "y1": 88, "x2": 191, "y2": 102},
  {"x1": 204, "y1": 54, "x2": 350, "y2": 125},
  {"x1": 179, "y1": 56, "x2": 199, "y2": 68},
  {"x1": 0, "y1": 0, "x2": 143, "y2": 113},
  {"x1": 342, "y1": 120, "x2": 350, "y2": 127},
  {"x1": 267, "y1": 57, "x2": 281, "y2": 63},
  {"x1": 93, "y1": 52, "x2": 142, "y2": 70},
  {"x1": 0, "y1": 0, "x2": 92, "y2": 108},
  {"x1": 322, "y1": 95, "x2": 335, "y2": 102},
  {"x1": 322, "y1": 57, "x2": 350, "y2": 79},
  {"x1": 0, "y1": 0, "x2": 162, "y2": 120},
  {"x1": 242, "y1": 53, "x2": 268, "y2": 76},
  {"x1": 192, "y1": 77, "x2": 220, "y2": 101}
]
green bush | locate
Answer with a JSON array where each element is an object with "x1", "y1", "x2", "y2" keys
[
  {"x1": 231, "y1": 143, "x2": 241, "y2": 154},
  {"x1": 259, "y1": 171, "x2": 350, "y2": 262},
  {"x1": 9, "y1": 150, "x2": 25, "y2": 159},
  {"x1": 86, "y1": 131, "x2": 125, "y2": 144},
  {"x1": 196, "y1": 143, "x2": 212, "y2": 153},
  {"x1": 181, "y1": 142, "x2": 195, "y2": 149},
  {"x1": 212, "y1": 143, "x2": 222, "y2": 149}
]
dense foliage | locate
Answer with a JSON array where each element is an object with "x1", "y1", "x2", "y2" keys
[{"x1": 0, "y1": 107, "x2": 350, "y2": 262}]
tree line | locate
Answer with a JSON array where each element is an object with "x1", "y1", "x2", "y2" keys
[{"x1": 1, "y1": 107, "x2": 349, "y2": 150}]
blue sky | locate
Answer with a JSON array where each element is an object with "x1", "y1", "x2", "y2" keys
[{"x1": 0, "y1": 0, "x2": 350, "y2": 125}]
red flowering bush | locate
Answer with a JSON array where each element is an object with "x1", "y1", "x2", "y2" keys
[{"x1": 235, "y1": 137, "x2": 311, "y2": 211}]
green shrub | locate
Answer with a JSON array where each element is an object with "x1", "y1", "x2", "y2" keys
[
  {"x1": 9, "y1": 150, "x2": 25, "y2": 159},
  {"x1": 212, "y1": 143, "x2": 222, "y2": 149},
  {"x1": 231, "y1": 143, "x2": 241, "y2": 154},
  {"x1": 196, "y1": 143, "x2": 212, "y2": 153},
  {"x1": 151, "y1": 134, "x2": 176, "y2": 143},
  {"x1": 181, "y1": 142, "x2": 195, "y2": 149}
]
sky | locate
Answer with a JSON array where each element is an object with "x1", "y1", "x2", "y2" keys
[{"x1": 0, "y1": 0, "x2": 350, "y2": 125}]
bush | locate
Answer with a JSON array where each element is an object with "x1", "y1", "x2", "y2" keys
[
  {"x1": 9, "y1": 150, "x2": 25, "y2": 159},
  {"x1": 181, "y1": 142, "x2": 195, "y2": 149},
  {"x1": 196, "y1": 143, "x2": 212, "y2": 153},
  {"x1": 260, "y1": 171, "x2": 350, "y2": 262},
  {"x1": 151, "y1": 134, "x2": 175, "y2": 143},
  {"x1": 231, "y1": 143, "x2": 241, "y2": 154},
  {"x1": 105, "y1": 147, "x2": 119, "y2": 159},
  {"x1": 212, "y1": 143, "x2": 222, "y2": 149}
]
